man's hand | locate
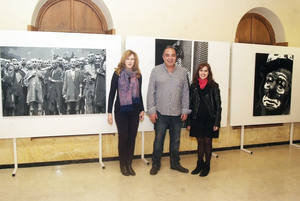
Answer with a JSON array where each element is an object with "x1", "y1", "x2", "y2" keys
[
  {"x1": 149, "y1": 113, "x2": 158, "y2": 123},
  {"x1": 181, "y1": 114, "x2": 187, "y2": 121}
]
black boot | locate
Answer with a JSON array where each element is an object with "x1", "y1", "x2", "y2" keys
[
  {"x1": 127, "y1": 161, "x2": 136, "y2": 176},
  {"x1": 200, "y1": 163, "x2": 210, "y2": 177},
  {"x1": 191, "y1": 159, "x2": 204, "y2": 175},
  {"x1": 120, "y1": 163, "x2": 130, "y2": 176}
]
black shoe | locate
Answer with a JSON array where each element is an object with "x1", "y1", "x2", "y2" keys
[
  {"x1": 171, "y1": 164, "x2": 189, "y2": 173},
  {"x1": 191, "y1": 159, "x2": 204, "y2": 175},
  {"x1": 150, "y1": 165, "x2": 160, "y2": 175},
  {"x1": 200, "y1": 164, "x2": 210, "y2": 177},
  {"x1": 120, "y1": 166, "x2": 130, "y2": 176},
  {"x1": 127, "y1": 165, "x2": 136, "y2": 176}
]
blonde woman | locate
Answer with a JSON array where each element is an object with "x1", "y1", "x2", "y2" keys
[{"x1": 107, "y1": 50, "x2": 144, "y2": 176}]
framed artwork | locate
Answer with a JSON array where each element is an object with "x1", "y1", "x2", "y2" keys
[
  {"x1": 0, "y1": 31, "x2": 121, "y2": 138},
  {"x1": 230, "y1": 43, "x2": 300, "y2": 126},
  {"x1": 1, "y1": 46, "x2": 106, "y2": 116},
  {"x1": 253, "y1": 53, "x2": 293, "y2": 116},
  {"x1": 155, "y1": 39, "x2": 192, "y2": 82}
]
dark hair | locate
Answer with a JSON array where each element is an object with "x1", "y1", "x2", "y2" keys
[
  {"x1": 163, "y1": 45, "x2": 177, "y2": 56},
  {"x1": 192, "y1": 63, "x2": 218, "y2": 87}
]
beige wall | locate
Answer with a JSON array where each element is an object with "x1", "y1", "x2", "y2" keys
[{"x1": 1, "y1": 0, "x2": 300, "y2": 165}]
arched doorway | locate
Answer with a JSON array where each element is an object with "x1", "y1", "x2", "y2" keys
[
  {"x1": 235, "y1": 13, "x2": 276, "y2": 45},
  {"x1": 28, "y1": 0, "x2": 114, "y2": 34},
  {"x1": 235, "y1": 8, "x2": 288, "y2": 46}
]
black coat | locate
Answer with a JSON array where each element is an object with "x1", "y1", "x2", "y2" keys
[{"x1": 187, "y1": 82, "x2": 222, "y2": 129}]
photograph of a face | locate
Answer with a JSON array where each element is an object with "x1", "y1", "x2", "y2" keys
[
  {"x1": 253, "y1": 53, "x2": 293, "y2": 116},
  {"x1": 155, "y1": 39, "x2": 192, "y2": 81},
  {"x1": 1, "y1": 46, "x2": 106, "y2": 117}
]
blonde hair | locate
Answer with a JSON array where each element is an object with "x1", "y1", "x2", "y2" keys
[{"x1": 115, "y1": 50, "x2": 141, "y2": 78}]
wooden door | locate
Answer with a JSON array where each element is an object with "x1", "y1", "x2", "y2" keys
[
  {"x1": 33, "y1": 0, "x2": 113, "y2": 34},
  {"x1": 235, "y1": 13, "x2": 275, "y2": 45}
]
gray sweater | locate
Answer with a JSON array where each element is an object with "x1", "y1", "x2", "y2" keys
[{"x1": 147, "y1": 63, "x2": 191, "y2": 116}]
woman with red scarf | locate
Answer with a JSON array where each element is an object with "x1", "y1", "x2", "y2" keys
[
  {"x1": 187, "y1": 63, "x2": 221, "y2": 177},
  {"x1": 107, "y1": 50, "x2": 144, "y2": 176}
]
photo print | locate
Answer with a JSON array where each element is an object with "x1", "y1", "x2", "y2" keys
[
  {"x1": 155, "y1": 39, "x2": 192, "y2": 81},
  {"x1": 253, "y1": 53, "x2": 294, "y2": 116},
  {"x1": 193, "y1": 41, "x2": 208, "y2": 78},
  {"x1": 0, "y1": 46, "x2": 106, "y2": 117}
]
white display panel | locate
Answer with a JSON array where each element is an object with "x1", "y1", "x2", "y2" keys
[
  {"x1": 207, "y1": 41, "x2": 231, "y2": 127},
  {"x1": 230, "y1": 43, "x2": 300, "y2": 126},
  {"x1": 0, "y1": 31, "x2": 121, "y2": 138},
  {"x1": 126, "y1": 36, "x2": 155, "y2": 131},
  {"x1": 126, "y1": 36, "x2": 230, "y2": 128}
]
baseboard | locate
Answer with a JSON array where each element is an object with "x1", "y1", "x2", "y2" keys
[{"x1": 1, "y1": 140, "x2": 299, "y2": 169}]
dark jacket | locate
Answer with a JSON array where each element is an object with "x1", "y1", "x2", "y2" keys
[{"x1": 187, "y1": 82, "x2": 222, "y2": 128}]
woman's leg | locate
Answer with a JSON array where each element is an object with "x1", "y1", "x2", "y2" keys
[
  {"x1": 127, "y1": 114, "x2": 139, "y2": 175},
  {"x1": 115, "y1": 112, "x2": 130, "y2": 176},
  {"x1": 200, "y1": 137, "x2": 212, "y2": 177},
  {"x1": 204, "y1": 137, "x2": 212, "y2": 165},
  {"x1": 191, "y1": 137, "x2": 205, "y2": 174}
]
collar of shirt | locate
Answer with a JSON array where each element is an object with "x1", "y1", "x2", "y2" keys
[{"x1": 162, "y1": 63, "x2": 178, "y2": 74}]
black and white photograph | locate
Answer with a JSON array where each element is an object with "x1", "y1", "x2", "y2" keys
[
  {"x1": 155, "y1": 39, "x2": 192, "y2": 80},
  {"x1": 193, "y1": 41, "x2": 208, "y2": 78},
  {"x1": 253, "y1": 53, "x2": 294, "y2": 116},
  {"x1": 1, "y1": 46, "x2": 106, "y2": 117}
]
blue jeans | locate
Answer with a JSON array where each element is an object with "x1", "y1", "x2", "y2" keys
[{"x1": 152, "y1": 112, "x2": 182, "y2": 166}]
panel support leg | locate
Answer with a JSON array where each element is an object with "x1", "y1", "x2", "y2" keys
[
  {"x1": 240, "y1": 125, "x2": 253, "y2": 154},
  {"x1": 99, "y1": 133, "x2": 105, "y2": 169},
  {"x1": 12, "y1": 138, "x2": 18, "y2": 177},
  {"x1": 212, "y1": 152, "x2": 219, "y2": 158},
  {"x1": 141, "y1": 131, "x2": 150, "y2": 165},
  {"x1": 290, "y1": 123, "x2": 300, "y2": 148}
]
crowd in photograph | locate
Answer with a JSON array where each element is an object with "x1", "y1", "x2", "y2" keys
[{"x1": 0, "y1": 52, "x2": 106, "y2": 116}]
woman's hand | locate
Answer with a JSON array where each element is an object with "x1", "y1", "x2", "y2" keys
[
  {"x1": 186, "y1": 126, "x2": 191, "y2": 131},
  {"x1": 139, "y1": 111, "x2": 144, "y2": 121},
  {"x1": 213, "y1": 126, "x2": 219, "y2": 131},
  {"x1": 108, "y1": 113, "x2": 113, "y2": 124}
]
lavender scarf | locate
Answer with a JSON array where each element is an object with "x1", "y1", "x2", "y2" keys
[{"x1": 118, "y1": 69, "x2": 140, "y2": 112}]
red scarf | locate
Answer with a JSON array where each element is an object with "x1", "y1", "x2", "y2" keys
[{"x1": 198, "y1": 78, "x2": 208, "y2": 89}]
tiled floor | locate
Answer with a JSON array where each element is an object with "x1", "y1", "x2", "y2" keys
[{"x1": 0, "y1": 145, "x2": 299, "y2": 201}]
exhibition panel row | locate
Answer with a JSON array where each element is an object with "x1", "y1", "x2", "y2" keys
[{"x1": 1, "y1": 31, "x2": 299, "y2": 138}]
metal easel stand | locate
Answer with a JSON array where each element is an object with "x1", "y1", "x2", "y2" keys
[
  {"x1": 99, "y1": 133, "x2": 105, "y2": 169},
  {"x1": 12, "y1": 138, "x2": 18, "y2": 176},
  {"x1": 290, "y1": 123, "x2": 300, "y2": 148},
  {"x1": 212, "y1": 152, "x2": 218, "y2": 158},
  {"x1": 240, "y1": 125, "x2": 253, "y2": 154},
  {"x1": 141, "y1": 131, "x2": 150, "y2": 165}
]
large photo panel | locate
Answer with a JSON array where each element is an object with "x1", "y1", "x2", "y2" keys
[
  {"x1": 1, "y1": 46, "x2": 106, "y2": 116},
  {"x1": 126, "y1": 36, "x2": 230, "y2": 127},
  {"x1": 0, "y1": 31, "x2": 121, "y2": 138},
  {"x1": 230, "y1": 43, "x2": 300, "y2": 126}
]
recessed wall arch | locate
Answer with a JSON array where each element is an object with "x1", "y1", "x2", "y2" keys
[
  {"x1": 247, "y1": 7, "x2": 285, "y2": 43},
  {"x1": 30, "y1": 0, "x2": 114, "y2": 33},
  {"x1": 235, "y1": 7, "x2": 286, "y2": 45}
]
